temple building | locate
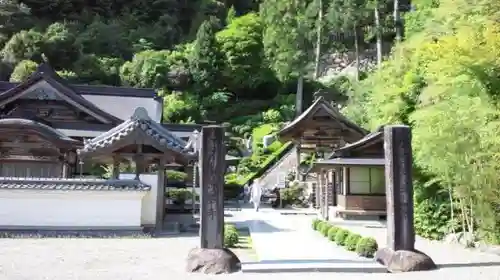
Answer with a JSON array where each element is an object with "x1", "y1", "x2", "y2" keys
[{"x1": 0, "y1": 64, "x2": 209, "y2": 231}]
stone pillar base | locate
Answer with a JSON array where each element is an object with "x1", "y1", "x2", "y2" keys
[
  {"x1": 375, "y1": 248, "x2": 437, "y2": 273},
  {"x1": 186, "y1": 248, "x2": 241, "y2": 274}
]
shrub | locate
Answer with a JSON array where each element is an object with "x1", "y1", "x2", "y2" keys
[
  {"x1": 355, "y1": 237, "x2": 379, "y2": 258},
  {"x1": 312, "y1": 218, "x2": 322, "y2": 230},
  {"x1": 344, "y1": 233, "x2": 362, "y2": 251},
  {"x1": 327, "y1": 226, "x2": 340, "y2": 241},
  {"x1": 316, "y1": 221, "x2": 326, "y2": 233},
  {"x1": 166, "y1": 170, "x2": 188, "y2": 182},
  {"x1": 166, "y1": 188, "x2": 196, "y2": 204},
  {"x1": 321, "y1": 223, "x2": 332, "y2": 237},
  {"x1": 334, "y1": 229, "x2": 350, "y2": 246},
  {"x1": 224, "y1": 224, "x2": 239, "y2": 248}
]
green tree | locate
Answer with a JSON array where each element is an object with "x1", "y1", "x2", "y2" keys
[
  {"x1": 43, "y1": 22, "x2": 81, "y2": 70},
  {"x1": 189, "y1": 17, "x2": 223, "y2": 97},
  {"x1": 2, "y1": 29, "x2": 44, "y2": 65},
  {"x1": 261, "y1": 0, "x2": 316, "y2": 110},
  {"x1": 216, "y1": 13, "x2": 270, "y2": 96},
  {"x1": 9, "y1": 59, "x2": 38, "y2": 82}
]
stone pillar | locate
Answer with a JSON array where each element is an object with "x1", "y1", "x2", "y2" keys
[
  {"x1": 322, "y1": 169, "x2": 328, "y2": 219},
  {"x1": 156, "y1": 156, "x2": 166, "y2": 230},
  {"x1": 375, "y1": 125, "x2": 436, "y2": 272},
  {"x1": 187, "y1": 125, "x2": 241, "y2": 274},
  {"x1": 311, "y1": 182, "x2": 317, "y2": 208}
]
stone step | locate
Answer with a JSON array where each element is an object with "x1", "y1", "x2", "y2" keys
[{"x1": 241, "y1": 259, "x2": 384, "y2": 273}]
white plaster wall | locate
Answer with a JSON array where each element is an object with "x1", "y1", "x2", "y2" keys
[
  {"x1": 0, "y1": 190, "x2": 145, "y2": 228},
  {"x1": 119, "y1": 173, "x2": 158, "y2": 226}
]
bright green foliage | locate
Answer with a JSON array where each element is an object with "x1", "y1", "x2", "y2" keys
[
  {"x1": 189, "y1": 17, "x2": 223, "y2": 97},
  {"x1": 344, "y1": 233, "x2": 362, "y2": 251},
  {"x1": 166, "y1": 170, "x2": 188, "y2": 182},
  {"x1": 2, "y1": 29, "x2": 44, "y2": 65},
  {"x1": 343, "y1": 0, "x2": 500, "y2": 243},
  {"x1": 355, "y1": 237, "x2": 378, "y2": 258},
  {"x1": 216, "y1": 13, "x2": 270, "y2": 94},
  {"x1": 260, "y1": 0, "x2": 314, "y2": 80},
  {"x1": 224, "y1": 224, "x2": 240, "y2": 248},
  {"x1": 312, "y1": 218, "x2": 322, "y2": 230},
  {"x1": 327, "y1": 226, "x2": 340, "y2": 241},
  {"x1": 320, "y1": 223, "x2": 332, "y2": 237},
  {"x1": 9, "y1": 59, "x2": 37, "y2": 82},
  {"x1": 334, "y1": 229, "x2": 350, "y2": 246}
]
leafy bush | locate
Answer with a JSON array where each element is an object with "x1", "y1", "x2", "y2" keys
[
  {"x1": 334, "y1": 229, "x2": 350, "y2": 246},
  {"x1": 312, "y1": 218, "x2": 322, "y2": 230},
  {"x1": 316, "y1": 221, "x2": 326, "y2": 233},
  {"x1": 320, "y1": 223, "x2": 332, "y2": 237},
  {"x1": 166, "y1": 188, "x2": 196, "y2": 205},
  {"x1": 327, "y1": 226, "x2": 340, "y2": 241},
  {"x1": 224, "y1": 224, "x2": 239, "y2": 248},
  {"x1": 280, "y1": 186, "x2": 305, "y2": 207},
  {"x1": 355, "y1": 237, "x2": 379, "y2": 258},
  {"x1": 166, "y1": 170, "x2": 188, "y2": 182},
  {"x1": 344, "y1": 233, "x2": 362, "y2": 251}
]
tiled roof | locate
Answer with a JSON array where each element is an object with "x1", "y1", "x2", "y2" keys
[
  {"x1": 0, "y1": 178, "x2": 151, "y2": 191},
  {"x1": 78, "y1": 107, "x2": 193, "y2": 159}
]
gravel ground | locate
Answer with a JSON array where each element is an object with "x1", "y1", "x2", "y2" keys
[{"x1": 1, "y1": 234, "x2": 500, "y2": 280}]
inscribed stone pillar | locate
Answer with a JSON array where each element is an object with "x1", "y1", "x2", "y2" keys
[
  {"x1": 187, "y1": 125, "x2": 241, "y2": 274},
  {"x1": 384, "y1": 125, "x2": 415, "y2": 251},
  {"x1": 199, "y1": 126, "x2": 225, "y2": 249},
  {"x1": 375, "y1": 125, "x2": 436, "y2": 273},
  {"x1": 322, "y1": 169, "x2": 328, "y2": 219}
]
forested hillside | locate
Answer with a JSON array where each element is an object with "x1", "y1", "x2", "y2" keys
[{"x1": 3, "y1": 0, "x2": 500, "y2": 245}]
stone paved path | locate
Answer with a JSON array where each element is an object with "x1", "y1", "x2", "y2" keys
[{"x1": 226, "y1": 207, "x2": 384, "y2": 273}]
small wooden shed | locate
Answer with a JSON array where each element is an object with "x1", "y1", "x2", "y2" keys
[{"x1": 313, "y1": 127, "x2": 386, "y2": 219}]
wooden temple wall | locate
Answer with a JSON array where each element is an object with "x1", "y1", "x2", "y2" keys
[{"x1": 0, "y1": 161, "x2": 62, "y2": 178}]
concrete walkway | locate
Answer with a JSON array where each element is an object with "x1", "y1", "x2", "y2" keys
[{"x1": 227, "y1": 207, "x2": 384, "y2": 273}]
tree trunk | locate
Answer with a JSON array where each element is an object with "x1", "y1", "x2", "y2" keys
[
  {"x1": 393, "y1": 0, "x2": 402, "y2": 43},
  {"x1": 353, "y1": 25, "x2": 360, "y2": 81},
  {"x1": 313, "y1": 0, "x2": 323, "y2": 79},
  {"x1": 374, "y1": 5, "x2": 382, "y2": 66},
  {"x1": 296, "y1": 73, "x2": 304, "y2": 117}
]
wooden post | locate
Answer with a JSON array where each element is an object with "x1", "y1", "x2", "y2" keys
[
  {"x1": 375, "y1": 125, "x2": 436, "y2": 272},
  {"x1": 199, "y1": 126, "x2": 225, "y2": 249},
  {"x1": 156, "y1": 156, "x2": 166, "y2": 230},
  {"x1": 112, "y1": 155, "x2": 120, "y2": 179},
  {"x1": 133, "y1": 145, "x2": 144, "y2": 180}
]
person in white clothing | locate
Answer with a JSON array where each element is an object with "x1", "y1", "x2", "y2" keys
[{"x1": 250, "y1": 179, "x2": 263, "y2": 212}]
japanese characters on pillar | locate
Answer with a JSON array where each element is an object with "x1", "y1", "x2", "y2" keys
[
  {"x1": 199, "y1": 126, "x2": 225, "y2": 249},
  {"x1": 384, "y1": 125, "x2": 415, "y2": 251}
]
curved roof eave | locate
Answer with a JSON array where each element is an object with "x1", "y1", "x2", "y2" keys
[
  {"x1": 277, "y1": 96, "x2": 368, "y2": 141},
  {"x1": 77, "y1": 107, "x2": 194, "y2": 161},
  {"x1": 0, "y1": 118, "x2": 82, "y2": 147}
]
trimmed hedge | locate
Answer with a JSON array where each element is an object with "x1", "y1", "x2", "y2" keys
[
  {"x1": 334, "y1": 229, "x2": 350, "y2": 246},
  {"x1": 311, "y1": 218, "x2": 379, "y2": 259},
  {"x1": 345, "y1": 233, "x2": 362, "y2": 251},
  {"x1": 224, "y1": 224, "x2": 240, "y2": 248},
  {"x1": 355, "y1": 237, "x2": 378, "y2": 258},
  {"x1": 312, "y1": 218, "x2": 322, "y2": 230},
  {"x1": 327, "y1": 226, "x2": 340, "y2": 241},
  {"x1": 320, "y1": 223, "x2": 332, "y2": 237}
]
